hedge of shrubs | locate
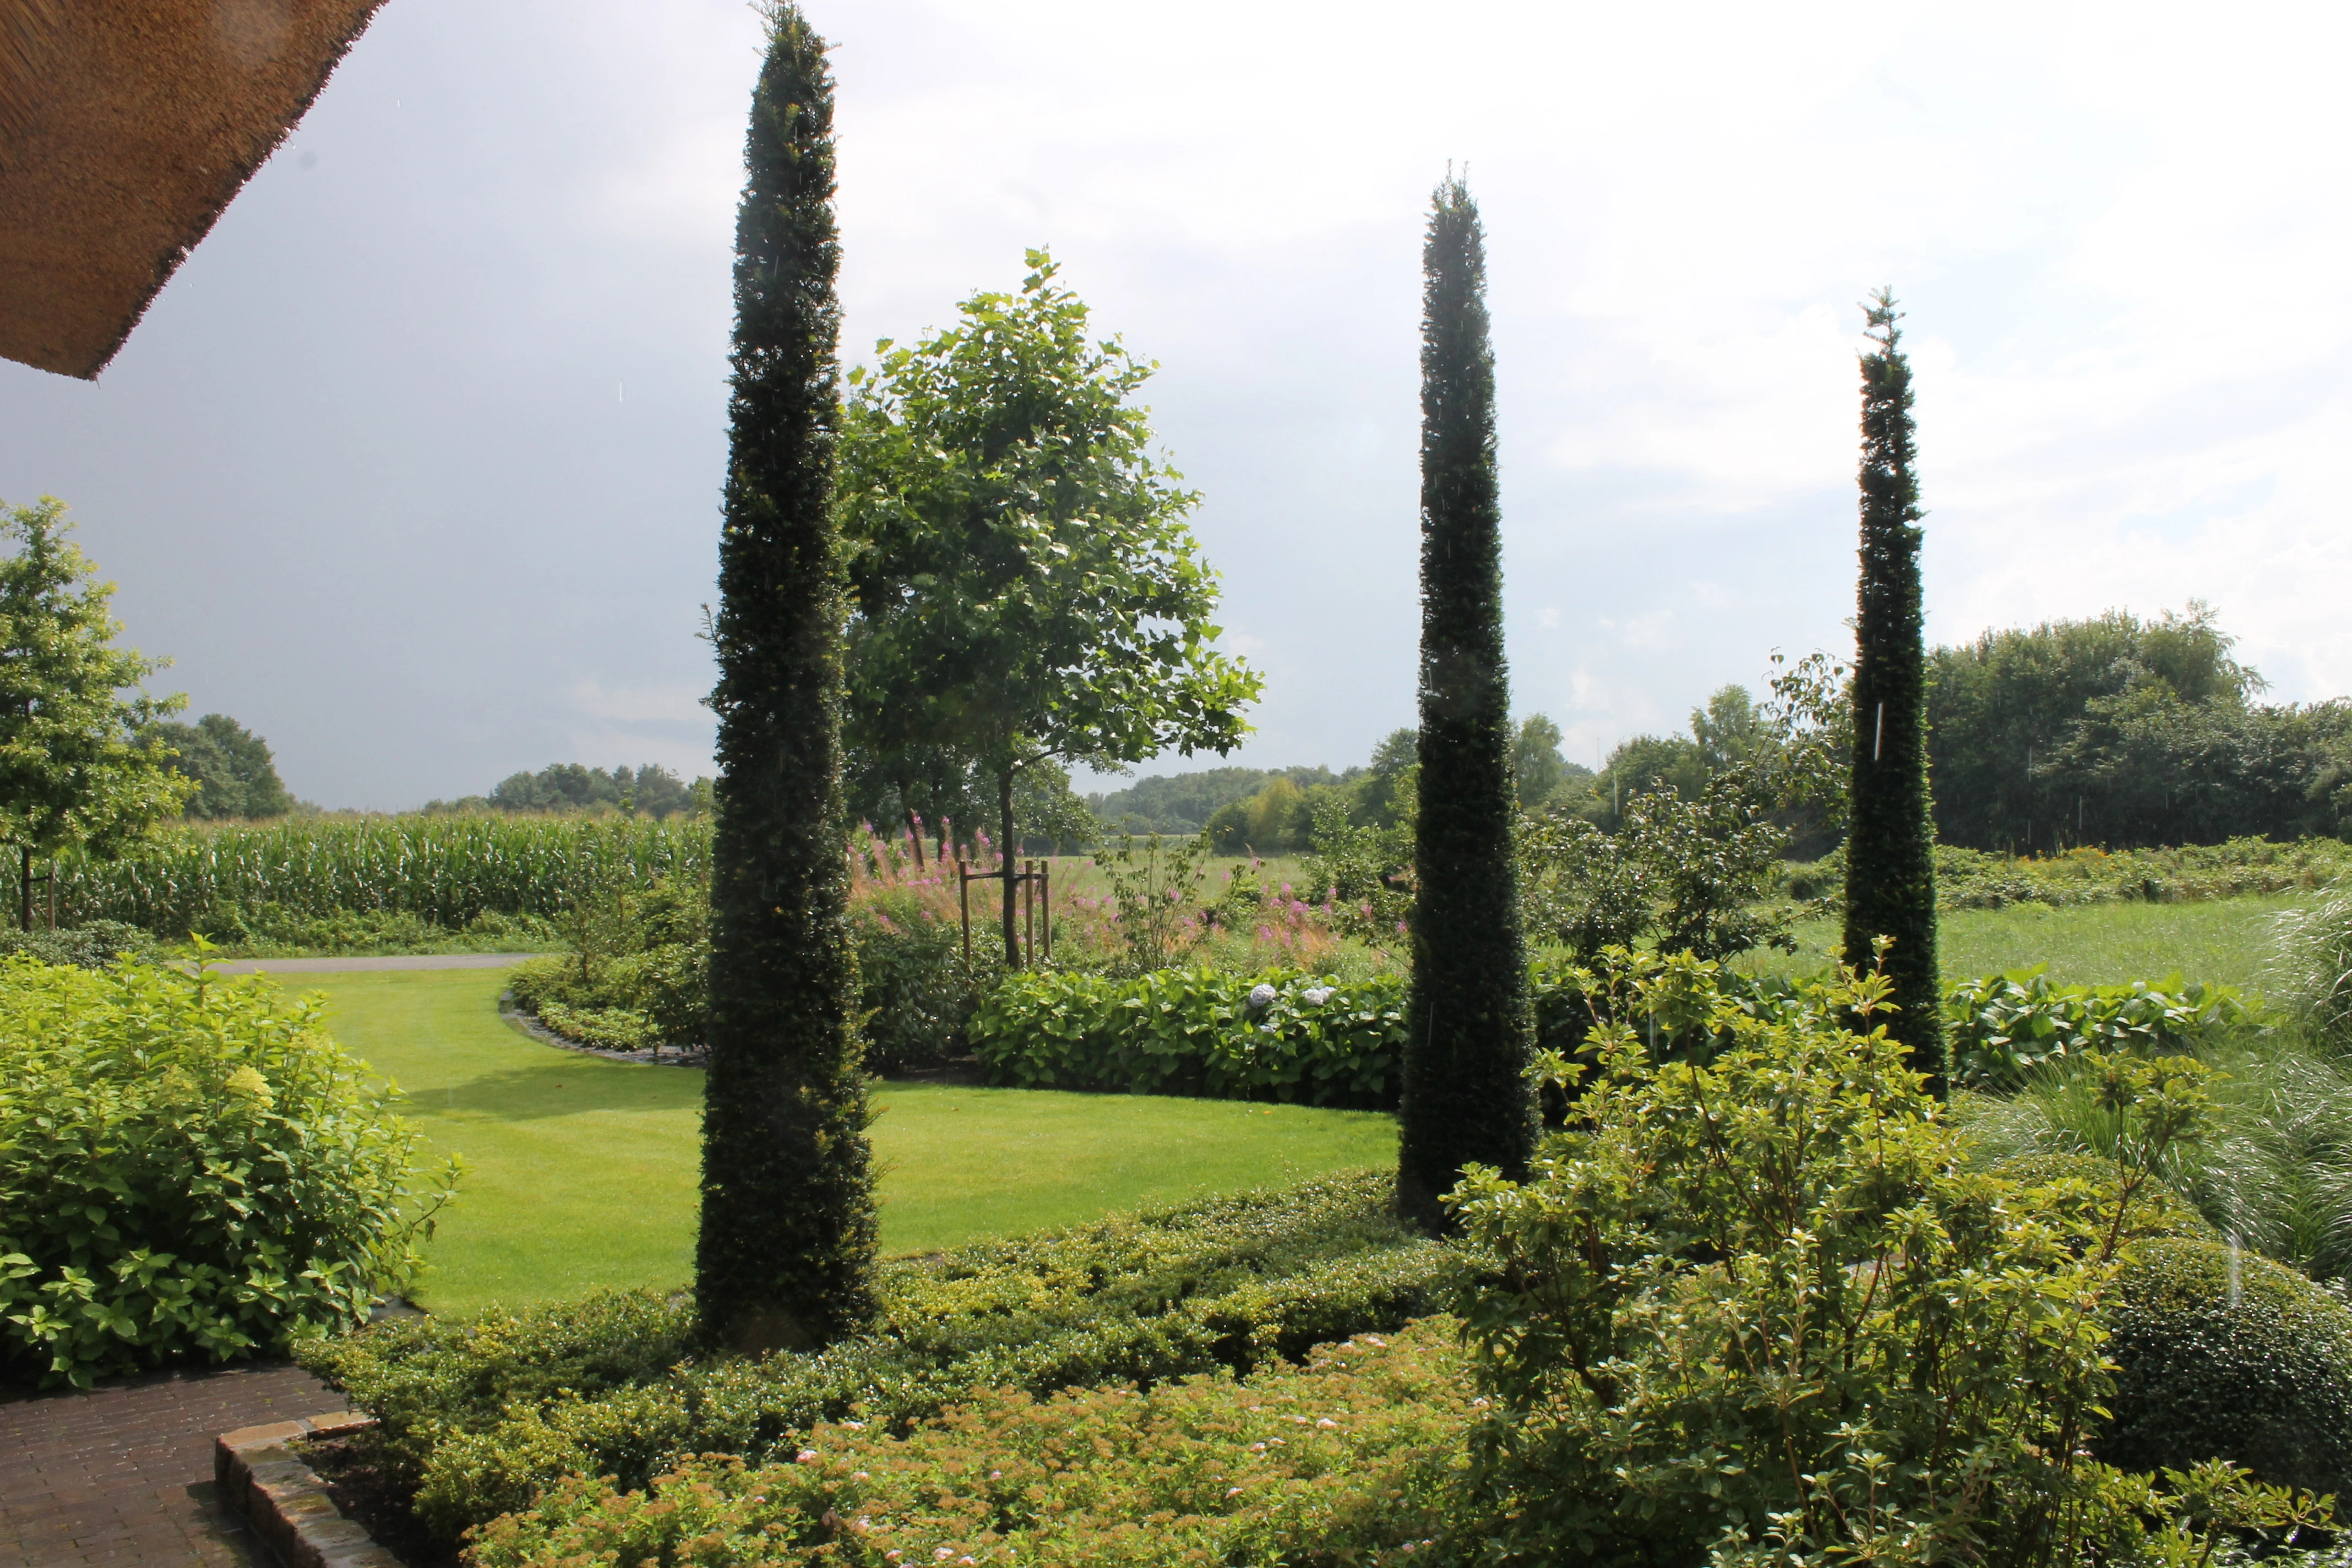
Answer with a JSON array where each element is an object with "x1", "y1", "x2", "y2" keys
[
  {"x1": 969, "y1": 968, "x2": 1410, "y2": 1107},
  {"x1": 467, "y1": 1320, "x2": 1468, "y2": 1568},
  {"x1": 0, "y1": 958, "x2": 450, "y2": 1387},
  {"x1": 298, "y1": 1172, "x2": 1448, "y2": 1545}
]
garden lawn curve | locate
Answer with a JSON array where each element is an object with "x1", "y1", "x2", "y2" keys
[{"x1": 291, "y1": 968, "x2": 1397, "y2": 1317}]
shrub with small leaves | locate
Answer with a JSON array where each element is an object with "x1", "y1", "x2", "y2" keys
[
  {"x1": 467, "y1": 1319, "x2": 1469, "y2": 1568},
  {"x1": 0, "y1": 958, "x2": 455, "y2": 1387},
  {"x1": 1445, "y1": 954, "x2": 2331, "y2": 1567}
]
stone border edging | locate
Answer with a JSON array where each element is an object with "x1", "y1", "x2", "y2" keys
[{"x1": 216, "y1": 1410, "x2": 402, "y2": 1568}]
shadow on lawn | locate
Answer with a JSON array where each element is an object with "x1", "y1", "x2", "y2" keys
[{"x1": 421, "y1": 1059, "x2": 705, "y2": 1120}]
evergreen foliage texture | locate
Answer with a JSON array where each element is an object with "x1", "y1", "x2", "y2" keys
[
  {"x1": 695, "y1": 6, "x2": 876, "y2": 1353},
  {"x1": 1398, "y1": 179, "x2": 1534, "y2": 1228},
  {"x1": 1842, "y1": 292, "x2": 1945, "y2": 1085}
]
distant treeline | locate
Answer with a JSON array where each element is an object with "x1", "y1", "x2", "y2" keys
[
  {"x1": 1095, "y1": 605, "x2": 2352, "y2": 859},
  {"x1": 425, "y1": 763, "x2": 707, "y2": 820},
  {"x1": 143, "y1": 714, "x2": 297, "y2": 820}
]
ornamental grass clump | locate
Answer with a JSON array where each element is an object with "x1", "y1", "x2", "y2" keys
[
  {"x1": 0, "y1": 957, "x2": 455, "y2": 1387},
  {"x1": 1445, "y1": 949, "x2": 2330, "y2": 1568}
]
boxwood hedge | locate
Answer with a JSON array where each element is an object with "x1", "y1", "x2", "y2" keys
[{"x1": 298, "y1": 1170, "x2": 1450, "y2": 1544}]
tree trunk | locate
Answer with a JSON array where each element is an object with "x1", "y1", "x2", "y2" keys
[
  {"x1": 905, "y1": 805, "x2": 925, "y2": 869},
  {"x1": 17, "y1": 846, "x2": 29, "y2": 933},
  {"x1": 998, "y1": 765, "x2": 1020, "y2": 967}
]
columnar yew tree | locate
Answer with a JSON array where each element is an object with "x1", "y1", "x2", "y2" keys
[
  {"x1": 1398, "y1": 178, "x2": 1534, "y2": 1229},
  {"x1": 695, "y1": 5, "x2": 874, "y2": 1353},
  {"x1": 1842, "y1": 289, "x2": 1943, "y2": 1088}
]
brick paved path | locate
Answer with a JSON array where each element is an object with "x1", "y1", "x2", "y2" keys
[{"x1": 1, "y1": 1362, "x2": 337, "y2": 1567}]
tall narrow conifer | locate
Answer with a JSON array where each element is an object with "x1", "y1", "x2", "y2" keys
[
  {"x1": 695, "y1": 5, "x2": 875, "y2": 1352},
  {"x1": 1398, "y1": 178, "x2": 1534, "y2": 1230},
  {"x1": 1843, "y1": 289, "x2": 1944, "y2": 1088}
]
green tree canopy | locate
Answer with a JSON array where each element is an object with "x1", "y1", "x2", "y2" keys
[
  {"x1": 1928, "y1": 602, "x2": 2266, "y2": 851},
  {"x1": 0, "y1": 498, "x2": 192, "y2": 927},
  {"x1": 839, "y1": 251, "x2": 1261, "y2": 963},
  {"x1": 145, "y1": 713, "x2": 292, "y2": 820}
]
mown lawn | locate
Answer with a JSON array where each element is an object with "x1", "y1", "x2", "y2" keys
[
  {"x1": 1738, "y1": 892, "x2": 2306, "y2": 992},
  {"x1": 297, "y1": 968, "x2": 1397, "y2": 1316}
]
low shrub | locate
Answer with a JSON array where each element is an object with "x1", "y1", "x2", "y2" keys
[
  {"x1": 852, "y1": 886, "x2": 995, "y2": 1074},
  {"x1": 1446, "y1": 958, "x2": 2328, "y2": 1566},
  {"x1": 2100, "y1": 1237, "x2": 2352, "y2": 1500},
  {"x1": 1948, "y1": 967, "x2": 2258, "y2": 1090},
  {"x1": 469, "y1": 1319, "x2": 1468, "y2": 1568},
  {"x1": 0, "y1": 920, "x2": 159, "y2": 969},
  {"x1": 298, "y1": 1172, "x2": 1446, "y2": 1544},
  {"x1": 969, "y1": 968, "x2": 1408, "y2": 1107},
  {"x1": 0, "y1": 960, "x2": 455, "y2": 1388}
]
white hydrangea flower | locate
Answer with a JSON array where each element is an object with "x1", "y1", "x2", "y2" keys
[{"x1": 1247, "y1": 982, "x2": 1278, "y2": 1009}]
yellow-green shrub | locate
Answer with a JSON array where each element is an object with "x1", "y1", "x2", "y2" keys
[
  {"x1": 0, "y1": 959, "x2": 453, "y2": 1387},
  {"x1": 467, "y1": 1319, "x2": 1468, "y2": 1568}
]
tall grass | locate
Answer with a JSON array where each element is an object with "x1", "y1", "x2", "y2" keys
[{"x1": 42, "y1": 816, "x2": 713, "y2": 937}]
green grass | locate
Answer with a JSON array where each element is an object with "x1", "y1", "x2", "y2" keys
[
  {"x1": 1737, "y1": 893, "x2": 2308, "y2": 993},
  {"x1": 295, "y1": 969, "x2": 1397, "y2": 1317}
]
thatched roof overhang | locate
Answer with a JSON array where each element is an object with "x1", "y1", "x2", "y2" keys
[{"x1": 0, "y1": 0, "x2": 385, "y2": 380}]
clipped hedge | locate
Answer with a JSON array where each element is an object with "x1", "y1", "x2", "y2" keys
[
  {"x1": 469, "y1": 1319, "x2": 1468, "y2": 1568},
  {"x1": 0, "y1": 959, "x2": 449, "y2": 1387},
  {"x1": 298, "y1": 1171, "x2": 1449, "y2": 1544},
  {"x1": 2099, "y1": 1237, "x2": 2352, "y2": 1499},
  {"x1": 970, "y1": 968, "x2": 1409, "y2": 1107}
]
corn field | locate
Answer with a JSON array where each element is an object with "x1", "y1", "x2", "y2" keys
[{"x1": 39, "y1": 815, "x2": 714, "y2": 935}]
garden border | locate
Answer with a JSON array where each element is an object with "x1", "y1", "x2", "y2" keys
[{"x1": 215, "y1": 1411, "x2": 404, "y2": 1568}]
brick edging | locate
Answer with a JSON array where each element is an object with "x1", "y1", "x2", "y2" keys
[{"x1": 215, "y1": 1411, "x2": 402, "y2": 1568}]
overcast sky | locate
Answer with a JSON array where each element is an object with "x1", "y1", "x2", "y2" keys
[{"x1": 3, "y1": 1, "x2": 2347, "y2": 808}]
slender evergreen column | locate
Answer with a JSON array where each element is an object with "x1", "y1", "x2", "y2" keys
[
  {"x1": 1398, "y1": 177, "x2": 1536, "y2": 1229},
  {"x1": 695, "y1": 4, "x2": 876, "y2": 1352},
  {"x1": 1842, "y1": 289, "x2": 1945, "y2": 1090}
]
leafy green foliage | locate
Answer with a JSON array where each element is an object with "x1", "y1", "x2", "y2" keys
[
  {"x1": 698, "y1": 2, "x2": 875, "y2": 1354},
  {"x1": 2100, "y1": 1238, "x2": 2352, "y2": 1500},
  {"x1": 1087, "y1": 829, "x2": 1213, "y2": 973},
  {"x1": 1444, "y1": 956, "x2": 2333, "y2": 1567},
  {"x1": 296, "y1": 1172, "x2": 1446, "y2": 1544},
  {"x1": 1926, "y1": 602, "x2": 2304, "y2": 852},
  {"x1": 144, "y1": 714, "x2": 292, "y2": 820},
  {"x1": 0, "y1": 919, "x2": 157, "y2": 968},
  {"x1": 475, "y1": 761, "x2": 699, "y2": 818},
  {"x1": 467, "y1": 1319, "x2": 1466, "y2": 1568},
  {"x1": 970, "y1": 967, "x2": 1407, "y2": 1107},
  {"x1": 1845, "y1": 291, "x2": 1943, "y2": 1080},
  {"x1": 0, "y1": 498, "x2": 194, "y2": 927},
  {"x1": 1520, "y1": 657, "x2": 1845, "y2": 964},
  {"x1": 1947, "y1": 967, "x2": 2256, "y2": 1089},
  {"x1": 838, "y1": 248, "x2": 1260, "y2": 962},
  {"x1": 0, "y1": 959, "x2": 454, "y2": 1387},
  {"x1": 1401, "y1": 177, "x2": 1533, "y2": 1230},
  {"x1": 1301, "y1": 798, "x2": 1414, "y2": 946}
]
